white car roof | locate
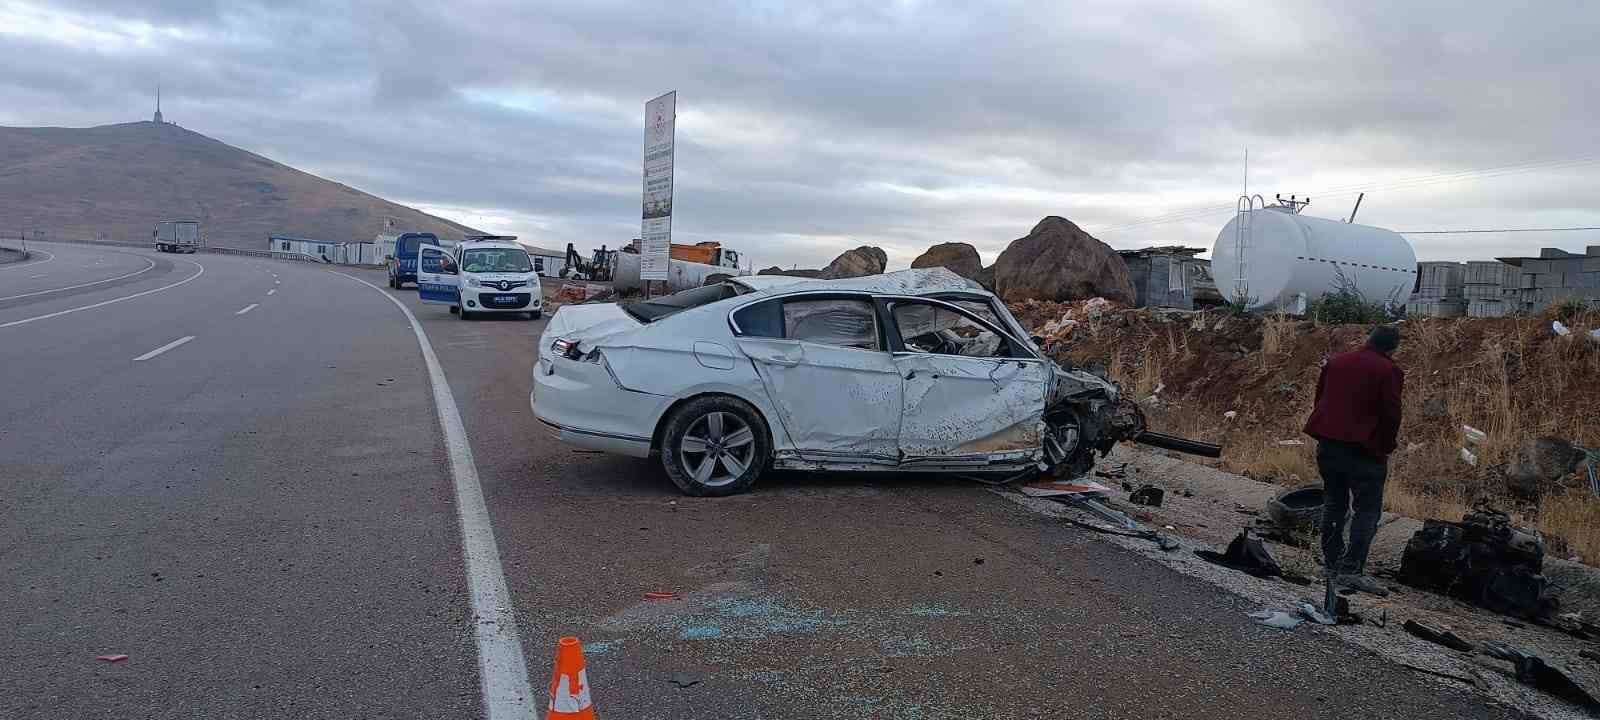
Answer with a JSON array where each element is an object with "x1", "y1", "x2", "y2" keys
[
  {"x1": 732, "y1": 267, "x2": 987, "y2": 298},
  {"x1": 459, "y1": 240, "x2": 527, "y2": 251}
]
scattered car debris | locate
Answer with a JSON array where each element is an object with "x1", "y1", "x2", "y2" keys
[
  {"x1": 1297, "y1": 601, "x2": 1336, "y2": 626},
  {"x1": 1275, "y1": 439, "x2": 1305, "y2": 446},
  {"x1": 1461, "y1": 425, "x2": 1487, "y2": 445},
  {"x1": 1395, "y1": 662, "x2": 1480, "y2": 687},
  {"x1": 1552, "y1": 320, "x2": 1571, "y2": 337},
  {"x1": 1539, "y1": 612, "x2": 1600, "y2": 641},
  {"x1": 1129, "y1": 485, "x2": 1165, "y2": 507},
  {"x1": 1399, "y1": 508, "x2": 1554, "y2": 619},
  {"x1": 96, "y1": 654, "x2": 128, "y2": 663},
  {"x1": 1481, "y1": 641, "x2": 1600, "y2": 711},
  {"x1": 1265, "y1": 485, "x2": 1324, "y2": 530},
  {"x1": 1402, "y1": 620, "x2": 1476, "y2": 653},
  {"x1": 1249, "y1": 609, "x2": 1303, "y2": 630},
  {"x1": 1020, "y1": 478, "x2": 1112, "y2": 499},
  {"x1": 1048, "y1": 490, "x2": 1181, "y2": 551},
  {"x1": 668, "y1": 672, "x2": 704, "y2": 689},
  {"x1": 643, "y1": 591, "x2": 681, "y2": 601},
  {"x1": 1194, "y1": 529, "x2": 1282, "y2": 579}
]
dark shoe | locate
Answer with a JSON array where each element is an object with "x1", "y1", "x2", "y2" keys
[{"x1": 1338, "y1": 573, "x2": 1391, "y2": 597}]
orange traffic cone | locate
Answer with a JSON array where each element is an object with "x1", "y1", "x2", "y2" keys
[{"x1": 546, "y1": 636, "x2": 596, "y2": 719}]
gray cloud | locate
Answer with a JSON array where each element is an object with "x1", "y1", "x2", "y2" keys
[{"x1": 2, "y1": 0, "x2": 1598, "y2": 268}]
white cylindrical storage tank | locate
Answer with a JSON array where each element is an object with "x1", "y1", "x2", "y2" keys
[
  {"x1": 1210, "y1": 208, "x2": 1418, "y2": 312},
  {"x1": 610, "y1": 252, "x2": 750, "y2": 293}
]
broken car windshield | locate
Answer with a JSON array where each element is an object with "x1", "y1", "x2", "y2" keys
[{"x1": 621, "y1": 282, "x2": 747, "y2": 322}]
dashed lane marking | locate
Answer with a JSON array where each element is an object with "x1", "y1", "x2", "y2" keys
[
  {"x1": 235, "y1": 303, "x2": 259, "y2": 315},
  {"x1": 0, "y1": 258, "x2": 205, "y2": 330},
  {"x1": 132, "y1": 335, "x2": 195, "y2": 362},
  {"x1": 0, "y1": 256, "x2": 158, "y2": 301},
  {"x1": 267, "y1": 288, "x2": 277, "y2": 296},
  {"x1": 330, "y1": 270, "x2": 537, "y2": 720}
]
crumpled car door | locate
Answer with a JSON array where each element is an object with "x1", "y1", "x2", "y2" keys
[
  {"x1": 894, "y1": 354, "x2": 1049, "y2": 462},
  {"x1": 736, "y1": 338, "x2": 903, "y2": 464}
]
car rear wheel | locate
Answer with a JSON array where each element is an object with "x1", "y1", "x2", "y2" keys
[{"x1": 660, "y1": 396, "x2": 769, "y2": 497}]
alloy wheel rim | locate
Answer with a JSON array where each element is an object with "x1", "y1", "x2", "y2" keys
[{"x1": 679, "y1": 411, "x2": 755, "y2": 487}]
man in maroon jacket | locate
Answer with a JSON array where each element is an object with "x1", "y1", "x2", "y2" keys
[{"x1": 1304, "y1": 325, "x2": 1404, "y2": 596}]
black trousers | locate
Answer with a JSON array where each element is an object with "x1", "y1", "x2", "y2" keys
[{"x1": 1316, "y1": 439, "x2": 1389, "y2": 575}]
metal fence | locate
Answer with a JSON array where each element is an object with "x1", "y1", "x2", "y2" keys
[{"x1": 14, "y1": 236, "x2": 350, "y2": 265}]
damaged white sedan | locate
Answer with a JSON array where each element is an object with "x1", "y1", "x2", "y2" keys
[{"x1": 533, "y1": 268, "x2": 1211, "y2": 496}]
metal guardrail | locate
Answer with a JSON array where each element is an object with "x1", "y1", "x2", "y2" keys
[{"x1": 18, "y1": 237, "x2": 381, "y2": 267}]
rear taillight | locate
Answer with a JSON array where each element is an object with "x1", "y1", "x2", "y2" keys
[{"x1": 549, "y1": 338, "x2": 581, "y2": 360}]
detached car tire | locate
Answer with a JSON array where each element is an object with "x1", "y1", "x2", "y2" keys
[{"x1": 660, "y1": 395, "x2": 770, "y2": 497}]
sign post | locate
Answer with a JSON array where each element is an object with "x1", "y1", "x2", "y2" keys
[{"x1": 640, "y1": 91, "x2": 676, "y2": 295}]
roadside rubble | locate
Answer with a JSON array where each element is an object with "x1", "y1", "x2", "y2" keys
[{"x1": 997, "y1": 445, "x2": 1600, "y2": 720}]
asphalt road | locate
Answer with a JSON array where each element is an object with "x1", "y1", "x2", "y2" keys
[{"x1": 2, "y1": 242, "x2": 1519, "y2": 719}]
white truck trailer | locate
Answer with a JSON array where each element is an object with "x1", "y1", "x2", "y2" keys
[{"x1": 153, "y1": 221, "x2": 201, "y2": 253}]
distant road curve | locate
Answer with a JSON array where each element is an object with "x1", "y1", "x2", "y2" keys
[
  {"x1": 0, "y1": 255, "x2": 204, "y2": 330},
  {"x1": 0, "y1": 248, "x2": 54, "y2": 270}
]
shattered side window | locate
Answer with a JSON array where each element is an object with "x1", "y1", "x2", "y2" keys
[
  {"x1": 731, "y1": 299, "x2": 783, "y2": 338},
  {"x1": 891, "y1": 302, "x2": 1010, "y2": 358},
  {"x1": 782, "y1": 298, "x2": 879, "y2": 350}
]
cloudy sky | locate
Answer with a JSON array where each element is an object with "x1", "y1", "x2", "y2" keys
[{"x1": 2, "y1": 0, "x2": 1598, "y2": 269}]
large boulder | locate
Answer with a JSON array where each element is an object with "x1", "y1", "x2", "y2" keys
[
  {"x1": 1506, "y1": 436, "x2": 1587, "y2": 498},
  {"x1": 910, "y1": 242, "x2": 983, "y2": 282},
  {"x1": 990, "y1": 217, "x2": 1135, "y2": 304},
  {"x1": 818, "y1": 246, "x2": 888, "y2": 279},
  {"x1": 975, "y1": 264, "x2": 996, "y2": 292}
]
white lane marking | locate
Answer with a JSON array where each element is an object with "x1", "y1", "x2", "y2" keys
[
  {"x1": 29, "y1": 274, "x2": 47, "y2": 278},
  {"x1": 132, "y1": 335, "x2": 195, "y2": 362},
  {"x1": 274, "y1": 279, "x2": 281, "y2": 285},
  {"x1": 235, "y1": 303, "x2": 259, "y2": 315},
  {"x1": 331, "y1": 271, "x2": 536, "y2": 720},
  {"x1": 0, "y1": 258, "x2": 205, "y2": 330},
  {"x1": 0, "y1": 249, "x2": 55, "y2": 271},
  {"x1": 0, "y1": 256, "x2": 157, "y2": 301},
  {"x1": 266, "y1": 288, "x2": 277, "y2": 296}
]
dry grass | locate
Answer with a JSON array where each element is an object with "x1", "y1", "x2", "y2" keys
[
  {"x1": 1024, "y1": 299, "x2": 1600, "y2": 563},
  {"x1": 1538, "y1": 489, "x2": 1600, "y2": 563}
]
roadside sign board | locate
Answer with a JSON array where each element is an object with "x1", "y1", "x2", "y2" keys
[{"x1": 640, "y1": 91, "x2": 675, "y2": 281}]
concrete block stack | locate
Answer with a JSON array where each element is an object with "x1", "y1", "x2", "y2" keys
[
  {"x1": 1407, "y1": 261, "x2": 1467, "y2": 317},
  {"x1": 1510, "y1": 246, "x2": 1600, "y2": 312},
  {"x1": 1464, "y1": 261, "x2": 1521, "y2": 318}
]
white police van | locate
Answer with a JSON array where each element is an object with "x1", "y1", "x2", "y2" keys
[{"x1": 416, "y1": 236, "x2": 543, "y2": 320}]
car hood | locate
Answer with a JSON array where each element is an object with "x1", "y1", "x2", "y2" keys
[{"x1": 544, "y1": 302, "x2": 642, "y2": 349}]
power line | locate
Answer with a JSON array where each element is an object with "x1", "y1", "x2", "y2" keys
[
  {"x1": 1397, "y1": 226, "x2": 1600, "y2": 235},
  {"x1": 1094, "y1": 154, "x2": 1600, "y2": 235}
]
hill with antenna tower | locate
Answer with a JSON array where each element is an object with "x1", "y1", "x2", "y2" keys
[{"x1": 0, "y1": 120, "x2": 480, "y2": 248}]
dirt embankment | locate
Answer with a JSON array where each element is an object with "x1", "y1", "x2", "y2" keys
[{"x1": 1010, "y1": 299, "x2": 1600, "y2": 560}]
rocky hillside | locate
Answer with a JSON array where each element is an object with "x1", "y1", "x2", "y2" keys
[{"x1": 0, "y1": 121, "x2": 479, "y2": 249}]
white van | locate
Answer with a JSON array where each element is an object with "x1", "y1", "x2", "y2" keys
[{"x1": 416, "y1": 236, "x2": 543, "y2": 320}]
